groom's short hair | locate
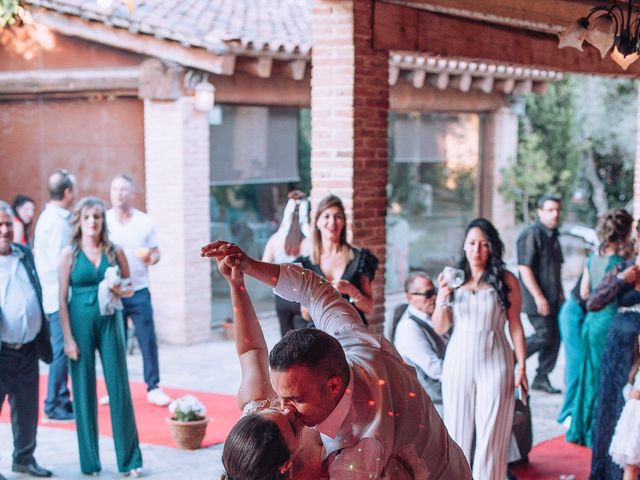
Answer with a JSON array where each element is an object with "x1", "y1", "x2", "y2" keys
[{"x1": 269, "y1": 328, "x2": 348, "y2": 381}]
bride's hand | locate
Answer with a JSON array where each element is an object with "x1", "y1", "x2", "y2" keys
[{"x1": 217, "y1": 252, "x2": 244, "y2": 287}]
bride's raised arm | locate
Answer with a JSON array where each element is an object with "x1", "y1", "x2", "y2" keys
[{"x1": 215, "y1": 252, "x2": 276, "y2": 409}]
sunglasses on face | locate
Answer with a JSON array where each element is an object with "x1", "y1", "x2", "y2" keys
[{"x1": 410, "y1": 289, "x2": 436, "y2": 299}]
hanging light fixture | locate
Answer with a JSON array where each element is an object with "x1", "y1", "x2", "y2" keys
[
  {"x1": 558, "y1": 0, "x2": 640, "y2": 70},
  {"x1": 184, "y1": 70, "x2": 216, "y2": 112}
]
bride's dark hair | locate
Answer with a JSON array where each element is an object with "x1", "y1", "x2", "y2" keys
[
  {"x1": 222, "y1": 413, "x2": 290, "y2": 480},
  {"x1": 457, "y1": 218, "x2": 511, "y2": 310}
]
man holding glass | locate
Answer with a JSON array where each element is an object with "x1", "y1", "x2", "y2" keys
[
  {"x1": 517, "y1": 194, "x2": 564, "y2": 394},
  {"x1": 106, "y1": 175, "x2": 171, "y2": 407}
]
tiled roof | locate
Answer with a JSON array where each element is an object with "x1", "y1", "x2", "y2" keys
[
  {"x1": 25, "y1": 0, "x2": 312, "y2": 55},
  {"x1": 23, "y1": 0, "x2": 562, "y2": 87}
]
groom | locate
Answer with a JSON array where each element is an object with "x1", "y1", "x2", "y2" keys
[{"x1": 203, "y1": 241, "x2": 471, "y2": 479}]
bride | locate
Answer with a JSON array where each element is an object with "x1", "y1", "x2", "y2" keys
[{"x1": 214, "y1": 248, "x2": 326, "y2": 479}]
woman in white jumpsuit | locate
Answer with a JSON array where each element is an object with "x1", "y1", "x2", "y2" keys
[{"x1": 433, "y1": 218, "x2": 528, "y2": 480}]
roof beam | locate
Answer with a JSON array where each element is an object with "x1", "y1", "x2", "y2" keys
[
  {"x1": 374, "y1": 1, "x2": 640, "y2": 76},
  {"x1": 29, "y1": 8, "x2": 237, "y2": 75},
  {"x1": 0, "y1": 67, "x2": 139, "y2": 95},
  {"x1": 385, "y1": 0, "x2": 600, "y2": 34}
]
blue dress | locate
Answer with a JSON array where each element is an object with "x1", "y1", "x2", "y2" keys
[{"x1": 586, "y1": 258, "x2": 640, "y2": 480}]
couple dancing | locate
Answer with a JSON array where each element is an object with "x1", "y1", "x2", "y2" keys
[{"x1": 202, "y1": 240, "x2": 472, "y2": 479}]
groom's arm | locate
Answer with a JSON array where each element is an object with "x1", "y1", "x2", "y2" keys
[
  {"x1": 201, "y1": 241, "x2": 362, "y2": 332},
  {"x1": 272, "y1": 264, "x2": 362, "y2": 333}
]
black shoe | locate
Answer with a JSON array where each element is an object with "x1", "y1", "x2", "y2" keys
[
  {"x1": 44, "y1": 405, "x2": 74, "y2": 423},
  {"x1": 12, "y1": 461, "x2": 52, "y2": 477},
  {"x1": 531, "y1": 375, "x2": 561, "y2": 394}
]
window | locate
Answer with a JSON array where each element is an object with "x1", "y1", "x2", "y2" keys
[
  {"x1": 386, "y1": 112, "x2": 481, "y2": 292},
  {"x1": 209, "y1": 106, "x2": 310, "y2": 325}
]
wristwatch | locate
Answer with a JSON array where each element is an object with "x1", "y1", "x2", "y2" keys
[{"x1": 616, "y1": 271, "x2": 626, "y2": 282}]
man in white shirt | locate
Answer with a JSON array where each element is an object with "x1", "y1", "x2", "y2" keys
[
  {"x1": 0, "y1": 202, "x2": 53, "y2": 478},
  {"x1": 202, "y1": 241, "x2": 472, "y2": 479},
  {"x1": 392, "y1": 271, "x2": 448, "y2": 415},
  {"x1": 34, "y1": 169, "x2": 76, "y2": 422},
  {"x1": 106, "y1": 175, "x2": 170, "y2": 407}
]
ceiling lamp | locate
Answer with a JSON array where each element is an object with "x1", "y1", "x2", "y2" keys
[{"x1": 558, "y1": 0, "x2": 640, "y2": 70}]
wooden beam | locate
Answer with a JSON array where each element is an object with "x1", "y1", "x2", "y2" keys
[
  {"x1": 0, "y1": 67, "x2": 139, "y2": 95},
  {"x1": 471, "y1": 75, "x2": 494, "y2": 93},
  {"x1": 234, "y1": 56, "x2": 273, "y2": 78},
  {"x1": 390, "y1": 80, "x2": 507, "y2": 112},
  {"x1": 29, "y1": 8, "x2": 238, "y2": 75},
  {"x1": 288, "y1": 60, "x2": 308, "y2": 81},
  {"x1": 513, "y1": 79, "x2": 533, "y2": 94},
  {"x1": 412, "y1": 69, "x2": 426, "y2": 88},
  {"x1": 386, "y1": 0, "x2": 599, "y2": 33},
  {"x1": 427, "y1": 71, "x2": 449, "y2": 90},
  {"x1": 449, "y1": 72, "x2": 472, "y2": 92},
  {"x1": 138, "y1": 59, "x2": 182, "y2": 100},
  {"x1": 374, "y1": 2, "x2": 640, "y2": 76},
  {"x1": 494, "y1": 78, "x2": 515, "y2": 94},
  {"x1": 389, "y1": 65, "x2": 400, "y2": 86},
  {"x1": 532, "y1": 81, "x2": 550, "y2": 94}
]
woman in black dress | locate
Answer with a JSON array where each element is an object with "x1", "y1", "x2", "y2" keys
[{"x1": 298, "y1": 194, "x2": 377, "y2": 325}]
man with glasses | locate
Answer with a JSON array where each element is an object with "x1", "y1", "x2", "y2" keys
[
  {"x1": 391, "y1": 271, "x2": 448, "y2": 415},
  {"x1": 34, "y1": 169, "x2": 76, "y2": 422}
]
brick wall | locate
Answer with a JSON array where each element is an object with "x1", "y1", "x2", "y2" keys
[
  {"x1": 311, "y1": 0, "x2": 389, "y2": 332},
  {"x1": 144, "y1": 97, "x2": 212, "y2": 345}
]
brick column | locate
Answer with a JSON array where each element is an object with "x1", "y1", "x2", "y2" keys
[
  {"x1": 144, "y1": 97, "x2": 212, "y2": 344},
  {"x1": 311, "y1": 0, "x2": 389, "y2": 332},
  {"x1": 480, "y1": 106, "x2": 518, "y2": 259}
]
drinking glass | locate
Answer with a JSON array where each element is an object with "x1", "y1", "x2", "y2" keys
[{"x1": 443, "y1": 266, "x2": 465, "y2": 289}]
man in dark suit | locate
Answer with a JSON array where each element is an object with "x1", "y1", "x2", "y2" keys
[{"x1": 0, "y1": 201, "x2": 53, "y2": 478}]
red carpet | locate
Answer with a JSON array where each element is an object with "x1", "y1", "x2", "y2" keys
[
  {"x1": 512, "y1": 435, "x2": 591, "y2": 480},
  {"x1": 0, "y1": 375, "x2": 240, "y2": 448}
]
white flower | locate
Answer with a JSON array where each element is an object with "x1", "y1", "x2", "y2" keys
[{"x1": 168, "y1": 394, "x2": 206, "y2": 421}]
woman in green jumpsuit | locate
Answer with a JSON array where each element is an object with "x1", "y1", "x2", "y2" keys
[
  {"x1": 567, "y1": 209, "x2": 633, "y2": 447},
  {"x1": 58, "y1": 197, "x2": 142, "y2": 476}
]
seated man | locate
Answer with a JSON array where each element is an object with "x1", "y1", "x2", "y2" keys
[
  {"x1": 391, "y1": 271, "x2": 448, "y2": 415},
  {"x1": 202, "y1": 241, "x2": 472, "y2": 479}
]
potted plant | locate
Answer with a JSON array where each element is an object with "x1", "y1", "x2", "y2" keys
[{"x1": 166, "y1": 394, "x2": 208, "y2": 450}]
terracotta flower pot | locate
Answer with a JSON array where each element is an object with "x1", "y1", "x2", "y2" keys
[{"x1": 166, "y1": 416, "x2": 208, "y2": 450}]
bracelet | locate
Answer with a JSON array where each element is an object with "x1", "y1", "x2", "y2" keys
[{"x1": 435, "y1": 301, "x2": 452, "y2": 310}]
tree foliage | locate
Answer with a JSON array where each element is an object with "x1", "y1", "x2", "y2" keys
[
  {"x1": 1, "y1": 0, "x2": 22, "y2": 27},
  {"x1": 500, "y1": 78, "x2": 579, "y2": 221},
  {"x1": 501, "y1": 75, "x2": 637, "y2": 225},
  {"x1": 499, "y1": 132, "x2": 555, "y2": 222}
]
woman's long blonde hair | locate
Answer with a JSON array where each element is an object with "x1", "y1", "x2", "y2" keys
[
  {"x1": 311, "y1": 194, "x2": 351, "y2": 264},
  {"x1": 70, "y1": 197, "x2": 117, "y2": 267}
]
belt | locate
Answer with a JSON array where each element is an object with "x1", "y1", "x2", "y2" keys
[
  {"x1": 1, "y1": 341, "x2": 33, "y2": 350},
  {"x1": 618, "y1": 304, "x2": 640, "y2": 314}
]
